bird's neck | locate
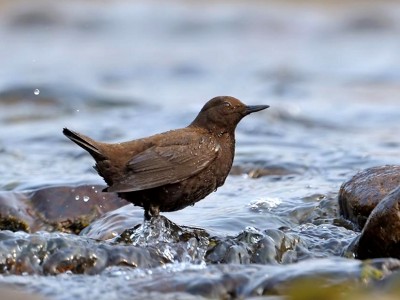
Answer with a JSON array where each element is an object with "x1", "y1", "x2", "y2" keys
[{"x1": 189, "y1": 122, "x2": 237, "y2": 137}]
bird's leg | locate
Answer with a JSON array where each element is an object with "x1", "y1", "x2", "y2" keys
[
  {"x1": 144, "y1": 204, "x2": 160, "y2": 221},
  {"x1": 144, "y1": 210, "x2": 151, "y2": 221}
]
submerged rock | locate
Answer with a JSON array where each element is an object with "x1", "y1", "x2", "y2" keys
[
  {"x1": 0, "y1": 184, "x2": 127, "y2": 234},
  {"x1": 1, "y1": 257, "x2": 399, "y2": 299},
  {"x1": 206, "y1": 224, "x2": 357, "y2": 265},
  {"x1": 206, "y1": 226, "x2": 301, "y2": 265},
  {"x1": 241, "y1": 258, "x2": 400, "y2": 297},
  {"x1": 115, "y1": 216, "x2": 210, "y2": 264},
  {"x1": 0, "y1": 230, "x2": 163, "y2": 275},
  {"x1": 85, "y1": 211, "x2": 356, "y2": 266},
  {"x1": 354, "y1": 186, "x2": 400, "y2": 259},
  {"x1": 338, "y1": 165, "x2": 400, "y2": 229}
]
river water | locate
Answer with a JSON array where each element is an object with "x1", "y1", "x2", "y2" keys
[{"x1": 0, "y1": 0, "x2": 400, "y2": 299}]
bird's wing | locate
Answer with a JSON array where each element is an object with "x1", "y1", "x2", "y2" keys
[{"x1": 106, "y1": 140, "x2": 220, "y2": 192}]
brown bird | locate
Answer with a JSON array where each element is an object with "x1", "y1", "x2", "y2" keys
[{"x1": 63, "y1": 96, "x2": 269, "y2": 220}]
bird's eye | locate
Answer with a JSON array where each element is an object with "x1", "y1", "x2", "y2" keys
[{"x1": 223, "y1": 101, "x2": 232, "y2": 108}]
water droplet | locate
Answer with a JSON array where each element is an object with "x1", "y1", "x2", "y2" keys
[
  {"x1": 83, "y1": 196, "x2": 90, "y2": 202},
  {"x1": 75, "y1": 195, "x2": 80, "y2": 201},
  {"x1": 34, "y1": 89, "x2": 40, "y2": 95}
]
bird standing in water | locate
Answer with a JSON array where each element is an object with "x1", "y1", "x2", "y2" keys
[{"x1": 63, "y1": 96, "x2": 269, "y2": 220}]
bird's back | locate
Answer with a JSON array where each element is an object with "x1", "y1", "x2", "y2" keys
[{"x1": 93, "y1": 127, "x2": 233, "y2": 194}]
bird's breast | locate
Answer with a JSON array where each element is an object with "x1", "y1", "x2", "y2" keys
[{"x1": 212, "y1": 133, "x2": 235, "y2": 186}]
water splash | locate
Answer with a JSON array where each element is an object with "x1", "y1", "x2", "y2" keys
[
  {"x1": 115, "y1": 216, "x2": 210, "y2": 264},
  {"x1": 248, "y1": 197, "x2": 282, "y2": 212}
]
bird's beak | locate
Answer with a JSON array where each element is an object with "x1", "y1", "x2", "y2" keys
[{"x1": 245, "y1": 105, "x2": 269, "y2": 115}]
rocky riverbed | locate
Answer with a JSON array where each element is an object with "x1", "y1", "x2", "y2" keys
[{"x1": 1, "y1": 0, "x2": 400, "y2": 299}]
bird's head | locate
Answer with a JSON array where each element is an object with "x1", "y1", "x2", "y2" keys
[{"x1": 190, "y1": 96, "x2": 269, "y2": 134}]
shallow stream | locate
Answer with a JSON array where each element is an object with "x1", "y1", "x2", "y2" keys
[{"x1": 0, "y1": 1, "x2": 400, "y2": 299}]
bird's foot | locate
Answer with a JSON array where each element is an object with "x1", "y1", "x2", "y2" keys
[{"x1": 144, "y1": 205, "x2": 160, "y2": 221}]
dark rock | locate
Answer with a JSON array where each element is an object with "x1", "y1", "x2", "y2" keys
[
  {"x1": 0, "y1": 192, "x2": 33, "y2": 232},
  {"x1": 205, "y1": 227, "x2": 300, "y2": 265},
  {"x1": 354, "y1": 186, "x2": 400, "y2": 259},
  {"x1": 338, "y1": 165, "x2": 400, "y2": 229},
  {"x1": 29, "y1": 184, "x2": 126, "y2": 233},
  {"x1": 0, "y1": 185, "x2": 127, "y2": 234},
  {"x1": 0, "y1": 230, "x2": 163, "y2": 275}
]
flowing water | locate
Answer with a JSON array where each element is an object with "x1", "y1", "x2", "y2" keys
[{"x1": 0, "y1": 0, "x2": 400, "y2": 299}]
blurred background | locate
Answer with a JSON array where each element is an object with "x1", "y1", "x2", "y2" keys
[
  {"x1": 0, "y1": 0, "x2": 399, "y2": 188},
  {"x1": 0, "y1": 1, "x2": 400, "y2": 298}
]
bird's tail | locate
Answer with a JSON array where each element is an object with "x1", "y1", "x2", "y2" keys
[{"x1": 63, "y1": 128, "x2": 105, "y2": 159}]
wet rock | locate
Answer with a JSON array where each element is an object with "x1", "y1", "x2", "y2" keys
[
  {"x1": 291, "y1": 223, "x2": 357, "y2": 260},
  {"x1": 115, "y1": 216, "x2": 210, "y2": 264},
  {"x1": 286, "y1": 192, "x2": 340, "y2": 226},
  {"x1": 2, "y1": 257, "x2": 397, "y2": 299},
  {"x1": 0, "y1": 192, "x2": 33, "y2": 232},
  {"x1": 241, "y1": 258, "x2": 400, "y2": 297},
  {"x1": 0, "y1": 215, "x2": 213, "y2": 275},
  {"x1": 29, "y1": 184, "x2": 126, "y2": 233},
  {"x1": 0, "y1": 185, "x2": 127, "y2": 234},
  {"x1": 338, "y1": 165, "x2": 400, "y2": 229},
  {"x1": 206, "y1": 227, "x2": 300, "y2": 265},
  {"x1": 0, "y1": 230, "x2": 163, "y2": 275},
  {"x1": 354, "y1": 186, "x2": 400, "y2": 259}
]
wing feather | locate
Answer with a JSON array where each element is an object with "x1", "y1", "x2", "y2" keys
[{"x1": 107, "y1": 139, "x2": 219, "y2": 192}]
